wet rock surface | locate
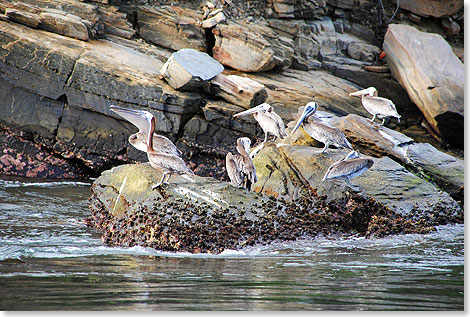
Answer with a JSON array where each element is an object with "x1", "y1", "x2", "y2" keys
[
  {"x1": 86, "y1": 163, "x2": 462, "y2": 254},
  {"x1": 252, "y1": 143, "x2": 462, "y2": 216}
]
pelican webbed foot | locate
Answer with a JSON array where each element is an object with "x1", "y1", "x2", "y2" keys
[
  {"x1": 152, "y1": 173, "x2": 171, "y2": 190},
  {"x1": 317, "y1": 144, "x2": 329, "y2": 154},
  {"x1": 345, "y1": 179, "x2": 361, "y2": 192}
]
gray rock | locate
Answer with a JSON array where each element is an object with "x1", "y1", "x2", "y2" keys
[
  {"x1": 5, "y1": 8, "x2": 41, "y2": 28},
  {"x1": 392, "y1": 0, "x2": 463, "y2": 18},
  {"x1": 319, "y1": 113, "x2": 464, "y2": 203},
  {"x1": 384, "y1": 24, "x2": 464, "y2": 147},
  {"x1": 253, "y1": 143, "x2": 462, "y2": 216},
  {"x1": 212, "y1": 20, "x2": 294, "y2": 72},
  {"x1": 160, "y1": 49, "x2": 224, "y2": 91},
  {"x1": 39, "y1": 10, "x2": 89, "y2": 41},
  {"x1": 87, "y1": 162, "x2": 452, "y2": 254},
  {"x1": 269, "y1": 0, "x2": 327, "y2": 18},
  {"x1": 136, "y1": 5, "x2": 207, "y2": 52},
  {"x1": 0, "y1": 78, "x2": 63, "y2": 139},
  {"x1": 347, "y1": 41, "x2": 379, "y2": 62}
]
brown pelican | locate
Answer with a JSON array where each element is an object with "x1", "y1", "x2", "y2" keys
[
  {"x1": 233, "y1": 103, "x2": 287, "y2": 143},
  {"x1": 144, "y1": 111, "x2": 194, "y2": 189},
  {"x1": 291, "y1": 102, "x2": 352, "y2": 154},
  {"x1": 349, "y1": 87, "x2": 401, "y2": 125},
  {"x1": 110, "y1": 105, "x2": 182, "y2": 157},
  {"x1": 226, "y1": 137, "x2": 257, "y2": 190},
  {"x1": 322, "y1": 150, "x2": 374, "y2": 190}
]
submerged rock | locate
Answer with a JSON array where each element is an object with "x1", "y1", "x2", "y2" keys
[{"x1": 87, "y1": 162, "x2": 460, "y2": 254}]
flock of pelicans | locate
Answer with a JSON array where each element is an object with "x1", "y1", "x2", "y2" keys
[{"x1": 110, "y1": 86, "x2": 400, "y2": 192}]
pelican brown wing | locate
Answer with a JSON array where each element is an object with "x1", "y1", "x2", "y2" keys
[
  {"x1": 148, "y1": 151, "x2": 194, "y2": 176},
  {"x1": 364, "y1": 96, "x2": 399, "y2": 117},
  {"x1": 322, "y1": 158, "x2": 373, "y2": 181},
  {"x1": 226, "y1": 152, "x2": 244, "y2": 187}
]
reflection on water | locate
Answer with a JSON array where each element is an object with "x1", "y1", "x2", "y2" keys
[{"x1": 0, "y1": 178, "x2": 464, "y2": 310}]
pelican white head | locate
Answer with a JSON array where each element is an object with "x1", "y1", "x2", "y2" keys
[
  {"x1": 349, "y1": 87, "x2": 377, "y2": 97},
  {"x1": 233, "y1": 103, "x2": 273, "y2": 117},
  {"x1": 238, "y1": 137, "x2": 252, "y2": 153},
  {"x1": 291, "y1": 102, "x2": 318, "y2": 135}
]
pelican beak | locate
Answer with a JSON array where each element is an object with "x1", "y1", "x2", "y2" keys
[
  {"x1": 233, "y1": 105, "x2": 264, "y2": 117},
  {"x1": 290, "y1": 105, "x2": 315, "y2": 135},
  {"x1": 110, "y1": 105, "x2": 142, "y2": 117},
  {"x1": 349, "y1": 88, "x2": 370, "y2": 96},
  {"x1": 110, "y1": 105, "x2": 150, "y2": 136},
  {"x1": 240, "y1": 138, "x2": 251, "y2": 152}
]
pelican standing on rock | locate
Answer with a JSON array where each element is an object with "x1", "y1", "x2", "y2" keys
[
  {"x1": 233, "y1": 103, "x2": 287, "y2": 143},
  {"x1": 291, "y1": 102, "x2": 353, "y2": 154},
  {"x1": 322, "y1": 150, "x2": 374, "y2": 190},
  {"x1": 110, "y1": 105, "x2": 182, "y2": 157},
  {"x1": 349, "y1": 87, "x2": 401, "y2": 125},
  {"x1": 226, "y1": 137, "x2": 257, "y2": 190},
  {"x1": 144, "y1": 111, "x2": 194, "y2": 189}
]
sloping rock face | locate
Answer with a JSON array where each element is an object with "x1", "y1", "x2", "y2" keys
[
  {"x1": 0, "y1": 21, "x2": 203, "y2": 173},
  {"x1": 288, "y1": 112, "x2": 464, "y2": 204},
  {"x1": 252, "y1": 143, "x2": 462, "y2": 217},
  {"x1": 383, "y1": 24, "x2": 464, "y2": 148},
  {"x1": 330, "y1": 114, "x2": 464, "y2": 203},
  {"x1": 87, "y1": 162, "x2": 458, "y2": 253},
  {"x1": 212, "y1": 20, "x2": 294, "y2": 72},
  {"x1": 136, "y1": 5, "x2": 207, "y2": 52}
]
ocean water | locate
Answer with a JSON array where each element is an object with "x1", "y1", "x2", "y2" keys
[{"x1": 0, "y1": 178, "x2": 464, "y2": 310}]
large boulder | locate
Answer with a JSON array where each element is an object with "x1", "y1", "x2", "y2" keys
[
  {"x1": 159, "y1": 48, "x2": 224, "y2": 91},
  {"x1": 86, "y1": 162, "x2": 457, "y2": 254},
  {"x1": 391, "y1": 0, "x2": 463, "y2": 18},
  {"x1": 253, "y1": 143, "x2": 462, "y2": 217},
  {"x1": 289, "y1": 112, "x2": 464, "y2": 204},
  {"x1": 383, "y1": 24, "x2": 464, "y2": 148}
]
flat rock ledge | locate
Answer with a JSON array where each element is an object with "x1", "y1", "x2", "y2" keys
[{"x1": 86, "y1": 163, "x2": 462, "y2": 254}]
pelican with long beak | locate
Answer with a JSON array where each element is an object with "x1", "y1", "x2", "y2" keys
[
  {"x1": 349, "y1": 87, "x2": 401, "y2": 125},
  {"x1": 110, "y1": 105, "x2": 182, "y2": 157},
  {"x1": 144, "y1": 111, "x2": 194, "y2": 189},
  {"x1": 321, "y1": 150, "x2": 374, "y2": 190},
  {"x1": 233, "y1": 103, "x2": 287, "y2": 143},
  {"x1": 291, "y1": 102, "x2": 352, "y2": 154},
  {"x1": 226, "y1": 137, "x2": 257, "y2": 191}
]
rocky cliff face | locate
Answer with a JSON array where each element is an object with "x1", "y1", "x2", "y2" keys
[{"x1": 0, "y1": 0, "x2": 463, "y2": 192}]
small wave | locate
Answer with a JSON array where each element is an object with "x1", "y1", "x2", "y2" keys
[{"x1": 0, "y1": 180, "x2": 91, "y2": 188}]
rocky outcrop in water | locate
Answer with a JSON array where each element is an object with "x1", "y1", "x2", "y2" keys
[{"x1": 86, "y1": 161, "x2": 462, "y2": 254}]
